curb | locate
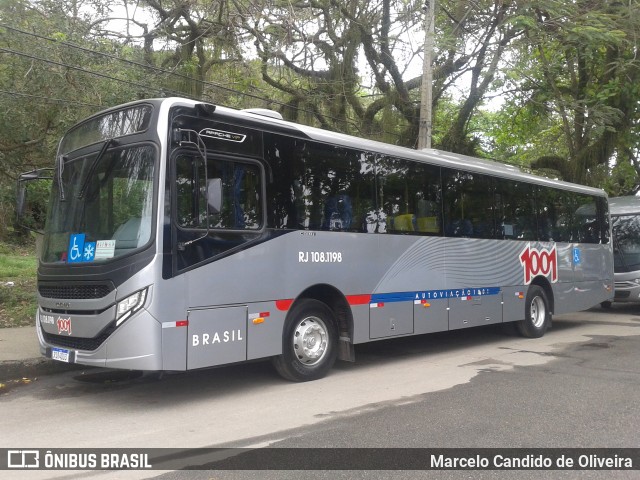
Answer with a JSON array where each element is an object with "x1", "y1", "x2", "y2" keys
[{"x1": 0, "y1": 358, "x2": 86, "y2": 382}]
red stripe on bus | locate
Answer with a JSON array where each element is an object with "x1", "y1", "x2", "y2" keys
[
  {"x1": 276, "y1": 295, "x2": 371, "y2": 311},
  {"x1": 346, "y1": 294, "x2": 372, "y2": 305},
  {"x1": 275, "y1": 299, "x2": 294, "y2": 311}
]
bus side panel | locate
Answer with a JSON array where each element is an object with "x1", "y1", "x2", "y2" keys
[
  {"x1": 560, "y1": 280, "x2": 611, "y2": 314},
  {"x1": 162, "y1": 323, "x2": 187, "y2": 371},
  {"x1": 370, "y1": 301, "x2": 413, "y2": 338},
  {"x1": 414, "y1": 298, "x2": 448, "y2": 335},
  {"x1": 445, "y1": 238, "x2": 501, "y2": 329},
  {"x1": 246, "y1": 301, "x2": 286, "y2": 361},
  {"x1": 554, "y1": 244, "x2": 613, "y2": 314},
  {"x1": 573, "y1": 244, "x2": 614, "y2": 283},
  {"x1": 502, "y1": 287, "x2": 526, "y2": 323},
  {"x1": 187, "y1": 306, "x2": 247, "y2": 369},
  {"x1": 156, "y1": 275, "x2": 190, "y2": 371},
  {"x1": 448, "y1": 293, "x2": 502, "y2": 329},
  {"x1": 351, "y1": 304, "x2": 371, "y2": 344},
  {"x1": 550, "y1": 242, "x2": 576, "y2": 314}
]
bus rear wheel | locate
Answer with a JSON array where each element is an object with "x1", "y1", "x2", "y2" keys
[
  {"x1": 516, "y1": 285, "x2": 551, "y2": 338},
  {"x1": 272, "y1": 299, "x2": 338, "y2": 382}
]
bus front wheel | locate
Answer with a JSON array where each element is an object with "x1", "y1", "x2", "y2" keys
[
  {"x1": 517, "y1": 285, "x2": 551, "y2": 338},
  {"x1": 272, "y1": 299, "x2": 338, "y2": 382}
]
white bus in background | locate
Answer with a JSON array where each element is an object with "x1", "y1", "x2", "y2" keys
[
  {"x1": 603, "y1": 196, "x2": 640, "y2": 308},
  {"x1": 18, "y1": 97, "x2": 614, "y2": 382}
]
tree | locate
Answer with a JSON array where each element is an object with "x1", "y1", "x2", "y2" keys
[
  {"x1": 234, "y1": 0, "x2": 529, "y2": 150},
  {"x1": 0, "y1": 0, "x2": 165, "y2": 236},
  {"x1": 492, "y1": 0, "x2": 640, "y2": 188}
]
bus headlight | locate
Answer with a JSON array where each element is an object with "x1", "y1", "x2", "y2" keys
[{"x1": 116, "y1": 289, "x2": 148, "y2": 326}]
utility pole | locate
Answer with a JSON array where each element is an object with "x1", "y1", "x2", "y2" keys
[{"x1": 418, "y1": 0, "x2": 435, "y2": 150}]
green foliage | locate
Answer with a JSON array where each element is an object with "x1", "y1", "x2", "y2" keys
[
  {"x1": 0, "y1": 242, "x2": 37, "y2": 277},
  {"x1": 604, "y1": 160, "x2": 638, "y2": 197},
  {"x1": 17, "y1": 179, "x2": 52, "y2": 234},
  {"x1": 0, "y1": 240, "x2": 37, "y2": 328},
  {"x1": 489, "y1": 0, "x2": 640, "y2": 187}
]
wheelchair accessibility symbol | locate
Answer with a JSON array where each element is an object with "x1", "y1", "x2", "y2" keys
[
  {"x1": 573, "y1": 247, "x2": 581, "y2": 265},
  {"x1": 67, "y1": 234, "x2": 95, "y2": 263}
]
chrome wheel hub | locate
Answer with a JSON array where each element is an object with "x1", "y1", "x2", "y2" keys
[
  {"x1": 293, "y1": 316, "x2": 329, "y2": 366},
  {"x1": 530, "y1": 296, "x2": 546, "y2": 328}
]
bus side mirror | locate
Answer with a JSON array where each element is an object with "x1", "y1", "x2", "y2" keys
[
  {"x1": 16, "y1": 168, "x2": 53, "y2": 234},
  {"x1": 207, "y1": 178, "x2": 222, "y2": 214}
]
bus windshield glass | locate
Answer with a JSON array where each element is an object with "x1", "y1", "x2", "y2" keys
[
  {"x1": 612, "y1": 215, "x2": 640, "y2": 272},
  {"x1": 60, "y1": 105, "x2": 152, "y2": 154},
  {"x1": 41, "y1": 144, "x2": 156, "y2": 264}
]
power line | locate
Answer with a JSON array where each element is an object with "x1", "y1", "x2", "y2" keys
[
  {"x1": 0, "y1": 89, "x2": 104, "y2": 107},
  {"x1": 0, "y1": 46, "x2": 195, "y2": 99},
  {"x1": 0, "y1": 24, "x2": 268, "y2": 103},
  {"x1": 0, "y1": 23, "x2": 328, "y2": 109},
  {"x1": 0, "y1": 26, "x2": 405, "y2": 140}
]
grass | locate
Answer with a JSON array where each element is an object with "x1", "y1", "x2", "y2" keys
[{"x1": 0, "y1": 240, "x2": 38, "y2": 328}]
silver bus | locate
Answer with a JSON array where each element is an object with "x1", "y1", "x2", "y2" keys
[
  {"x1": 20, "y1": 98, "x2": 614, "y2": 381},
  {"x1": 603, "y1": 196, "x2": 640, "y2": 307}
]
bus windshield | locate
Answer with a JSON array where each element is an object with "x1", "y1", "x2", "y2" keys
[
  {"x1": 612, "y1": 215, "x2": 640, "y2": 272},
  {"x1": 41, "y1": 144, "x2": 156, "y2": 264}
]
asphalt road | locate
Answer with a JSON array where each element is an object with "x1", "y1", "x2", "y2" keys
[{"x1": 2, "y1": 305, "x2": 639, "y2": 480}]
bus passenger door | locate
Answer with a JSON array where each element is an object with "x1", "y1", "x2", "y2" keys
[{"x1": 187, "y1": 306, "x2": 247, "y2": 369}]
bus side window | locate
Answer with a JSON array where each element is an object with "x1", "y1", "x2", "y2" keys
[
  {"x1": 377, "y1": 156, "x2": 441, "y2": 235},
  {"x1": 572, "y1": 194, "x2": 603, "y2": 244},
  {"x1": 496, "y1": 180, "x2": 537, "y2": 241},
  {"x1": 416, "y1": 195, "x2": 439, "y2": 233},
  {"x1": 322, "y1": 194, "x2": 353, "y2": 231},
  {"x1": 443, "y1": 169, "x2": 494, "y2": 239}
]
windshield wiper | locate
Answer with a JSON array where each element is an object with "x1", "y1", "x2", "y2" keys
[
  {"x1": 77, "y1": 138, "x2": 117, "y2": 199},
  {"x1": 56, "y1": 154, "x2": 67, "y2": 201}
]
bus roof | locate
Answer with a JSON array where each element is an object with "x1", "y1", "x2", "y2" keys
[{"x1": 609, "y1": 196, "x2": 640, "y2": 215}]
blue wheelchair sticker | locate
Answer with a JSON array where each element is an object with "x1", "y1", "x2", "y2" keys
[
  {"x1": 67, "y1": 234, "x2": 96, "y2": 263},
  {"x1": 67, "y1": 234, "x2": 85, "y2": 263},
  {"x1": 573, "y1": 247, "x2": 581, "y2": 265}
]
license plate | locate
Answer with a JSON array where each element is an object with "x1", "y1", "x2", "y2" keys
[{"x1": 51, "y1": 347, "x2": 70, "y2": 363}]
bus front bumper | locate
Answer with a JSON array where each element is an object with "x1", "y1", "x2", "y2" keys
[
  {"x1": 36, "y1": 309, "x2": 163, "y2": 370},
  {"x1": 613, "y1": 279, "x2": 640, "y2": 303}
]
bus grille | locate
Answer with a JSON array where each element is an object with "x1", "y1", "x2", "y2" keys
[
  {"x1": 42, "y1": 325, "x2": 116, "y2": 351},
  {"x1": 38, "y1": 284, "x2": 113, "y2": 300}
]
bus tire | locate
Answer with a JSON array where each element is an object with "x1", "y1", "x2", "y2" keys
[
  {"x1": 516, "y1": 285, "x2": 550, "y2": 338},
  {"x1": 272, "y1": 299, "x2": 338, "y2": 382}
]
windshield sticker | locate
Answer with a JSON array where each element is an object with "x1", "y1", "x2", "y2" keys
[
  {"x1": 67, "y1": 234, "x2": 86, "y2": 263},
  {"x1": 67, "y1": 233, "x2": 96, "y2": 263},
  {"x1": 83, "y1": 242, "x2": 96, "y2": 261},
  {"x1": 95, "y1": 240, "x2": 116, "y2": 260},
  {"x1": 199, "y1": 128, "x2": 246, "y2": 143}
]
